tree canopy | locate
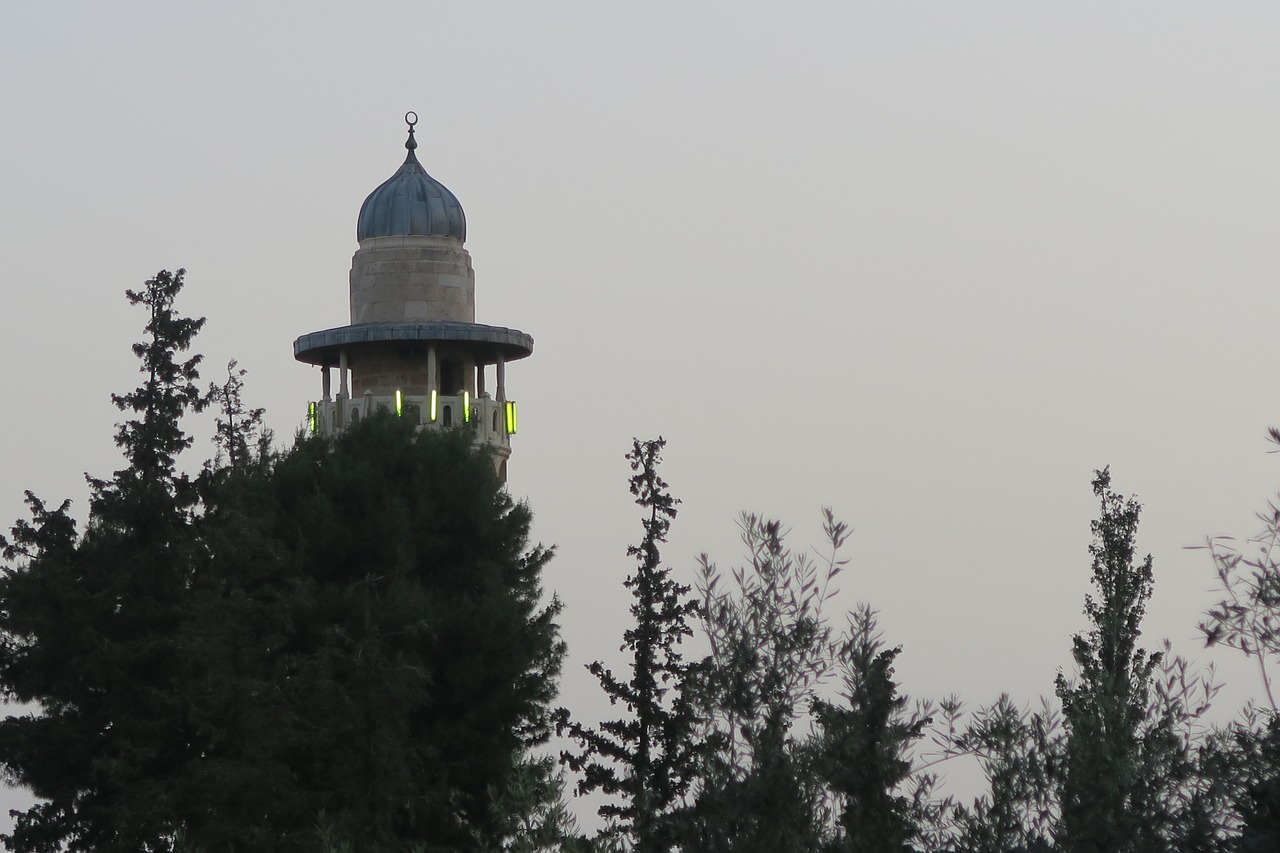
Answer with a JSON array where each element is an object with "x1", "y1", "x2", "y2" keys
[
  {"x1": 2, "y1": 269, "x2": 1280, "y2": 852},
  {"x1": 0, "y1": 271, "x2": 565, "y2": 853}
]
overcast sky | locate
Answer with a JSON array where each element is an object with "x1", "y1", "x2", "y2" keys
[{"x1": 4, "y1": 0, "x2": 1280, "y2": 826}]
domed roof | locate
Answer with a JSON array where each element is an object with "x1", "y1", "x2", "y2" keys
[{"x1": 356, "y1": 114, "x2": 466, "y2": 242}]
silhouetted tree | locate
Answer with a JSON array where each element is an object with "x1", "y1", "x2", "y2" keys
[
  {"x1": 686, "y1": 511, "x2": 846, "y2": 852},
  {"x1": 1054, "y1": 467, "x2": 1186, "y2": 853},
  {"x1": 0, "y1": 269, "x2": 207, "y2": 852},
  {"x1": 0, "y1": 272, "x2": 568, "y2": 853},
  {"x1": 944, "y1": 695, "x2": 1062, "y2": 853},
  {"x1": 262, "y1": 417, "x2": 565, "y2": 852},
  {"x1": 814, "y1": 605, "x2": 932, "y2": 853},
  {"x1": 560, "y1": 438, "x2": 701, "y2": 852}
]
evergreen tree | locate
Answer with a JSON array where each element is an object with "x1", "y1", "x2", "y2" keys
[
  {"x1": 207, "y1": 358, "x2": 267, "y2": 471},
  {"x1": 264, "y1": 417, "x2": 565, "y2": 852},
  {"x1": 0, "y1": 272, "x2": 567, "y2": 853},
  {"x1": 814, "y1": 605, "x2": 931, "y2": 853},
  {"x1": 560, "y1": 438, "x2": 701, "y2": 852},
  {"x1": 0, "y1": 269, "x2": 207, "y2": 852},
  {"x1": 1054, "y1": 468, "x2": 1166, "y2": 853},
  {"x1": 176, "y1": 425, "x2": 301, "y2": 851}
]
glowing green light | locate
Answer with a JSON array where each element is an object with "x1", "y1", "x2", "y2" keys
[
  {"x1": 505, "y1": 401, "x2": 518, "y2": 435},
  {"x1": 395, "y1": 389, "x2": 403, "y2": 417},
  {"x1": 308, "y1": 401, "x2": 318, "y2": 434},
  {"x1": 430, "y1": 389, "x2": 438, "y2": 422},
  {"x1": 463, "y1": 390, "x2": 471, "y2": 423}
]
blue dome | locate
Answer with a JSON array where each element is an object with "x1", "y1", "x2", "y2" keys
[{"x1": 356, "y1": 123, "x2": 466, "y2": 242}]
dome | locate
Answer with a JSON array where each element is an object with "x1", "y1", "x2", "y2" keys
[{"x1": 356, "y1": 115, "x2": 466, "y2": 242}]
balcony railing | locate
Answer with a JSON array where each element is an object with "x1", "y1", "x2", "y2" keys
[{"x1": 307, "y1": 391, "x2": 517, "y2": 450}]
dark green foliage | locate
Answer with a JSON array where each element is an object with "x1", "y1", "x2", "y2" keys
[
  {"x1": 0, "y1": 271, "x2": 565, "y2": 853},
  {"x1": 814, "y1": 605, "x2": 931, "y2": 853},
  {"x1": 1054, "y1": 468, "x2": 1168, "y2": 852},
  {"x1": 1236, "y1": 713, "x2": 1280, "y2": 851},
  {"x1": 473, "y1": 756, "x2": 585, "y2": 853},
  {"x1": 177, "y1": 444, "x2": 303, "y2": 851},
  {"x1": 262, "y1": 416, "x2": 564, "y2": 851},
  {"x1": 560, "y1": 438, "x2": 701, "y2": 852},
  {"x1": 108, "y1": 268, "x2": 207, "y2": 491},
  {"x1": 208, "y1": 358, "x2": 267, "y2": 470},
  {"x1": 174, "y1": 415, "x2": 566, "y2": 853},
  {"x1": 946, "y1": 696, "x2": 1062, "y2": 853},
  {"x1": 0, "y1": 270, "x2": 207, "y2": 852}
]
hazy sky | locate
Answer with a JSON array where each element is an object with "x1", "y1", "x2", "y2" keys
[{"x1": 4, "y1": 0, "x2": 1280, "y2": 826}]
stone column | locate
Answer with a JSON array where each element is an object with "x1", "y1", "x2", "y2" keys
[
  {"x1": 339, "y1": 349, "x2": 349, "y2": 398},
  {"x1": 322, "y1": 367, "x2": 331, "y2": 401},
  {"x1": 496, "y1": 355, "x2": 506, "y2": 403}
]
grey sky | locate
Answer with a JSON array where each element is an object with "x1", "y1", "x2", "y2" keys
[{"x1": 3, "y1": 0, "x2": 1280, "y2": 825}]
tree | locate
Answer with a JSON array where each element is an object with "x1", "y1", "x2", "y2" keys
[
  {"x1": 208, "y1": 358, "x2": 267, "y2": 471},
  {"x1": 560, "y1": 438, "x2": 702, "y2": 852},
  {"x1": 473, "y1": 756, "x2": 589, "y2": 853},
  {"x1": 249, "y1": 416, "x2": 565, "y2": 852},
  {"x1": 1235, "y1": 713, "x2": 1280, "y2": 851},
  {"x1": 1053, "y1": 467, "x2": 1170, "y2": 853},
  {"x1": 813, "y1": 605, "x2": 933, "y2": 853},
  {"x1": 175, "y1": 412, "x2": 567, "y2": 853},
  {"x1": 685, "y1": 511, "x2": 847, "y2": 853},
  {"x1": 0, "y1": 271, "x2": 568, "y2": 853},
  {"x1": 1199, "y1": 428, "x2": 1280, "y2": 715},
  {"x1": 1195, "y1": 428, "x2": 1280, "y2": 846},
  {"x1": 0, "y1": 269, "x2": 208, "y2": 852},
  {"x1": 945, "y1": 696, "x2": 1061, "y2": 853}
]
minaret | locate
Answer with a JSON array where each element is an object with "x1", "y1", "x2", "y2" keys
[{"x1": 294, "y1": 112, "x2": 533, "y2": 481}]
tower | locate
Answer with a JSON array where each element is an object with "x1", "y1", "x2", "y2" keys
[{"x1": 294, "y1": 113, "x2": 533, "y2": 481}]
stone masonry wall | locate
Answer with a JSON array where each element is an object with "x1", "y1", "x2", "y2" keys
[{"x1": 349, "y1": 234, "x2": 476, "y2": 324}]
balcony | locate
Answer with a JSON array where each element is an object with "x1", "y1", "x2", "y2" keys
[{"x1": 306, "y1": 390, "x2": 517, "y2": 453}]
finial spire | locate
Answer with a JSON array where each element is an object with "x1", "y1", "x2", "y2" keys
[{"x1": 404, "y1": 111, "x2": 418, "y2": 153}]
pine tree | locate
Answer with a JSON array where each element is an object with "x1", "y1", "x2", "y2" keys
[
  {"x1": 0, "y1": 269, "x2": 207, "y2": 852},
  {"x1": 560, "y1": 438, "x2": 702, "y2": 852}
]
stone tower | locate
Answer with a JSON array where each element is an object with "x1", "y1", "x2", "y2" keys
[{"x1": 294, "y1": 113, "x2": 533, "y2": 481}]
